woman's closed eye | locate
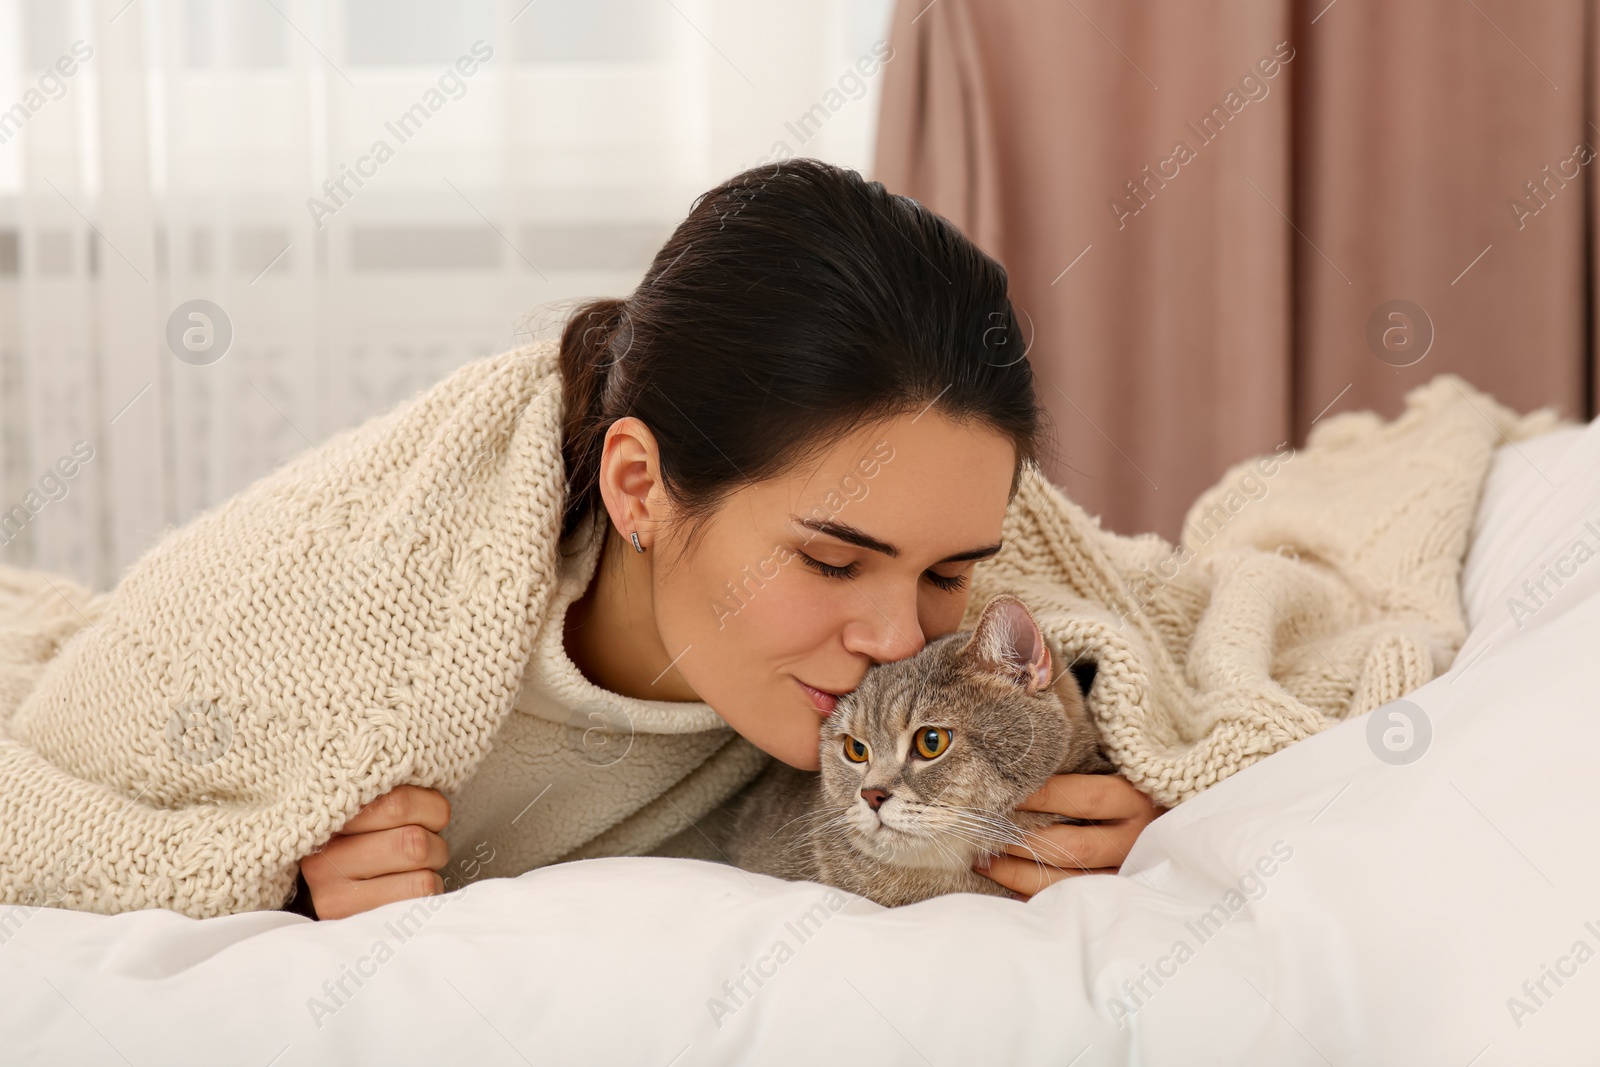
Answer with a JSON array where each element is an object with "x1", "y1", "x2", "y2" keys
[{"x1": 796, "y1": 550, "x2": 967, "y2": 592}]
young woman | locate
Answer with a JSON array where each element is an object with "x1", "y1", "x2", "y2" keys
[{"x1": 287, "y1": 158, "x2": 1164, "y2": 919}]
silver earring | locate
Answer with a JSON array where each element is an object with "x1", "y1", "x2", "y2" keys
[{"x1": 631, "y1": 531, "x2": 645, "y2": 553}]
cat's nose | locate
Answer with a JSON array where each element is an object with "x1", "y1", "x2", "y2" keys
[{"x1": 860, "y1": 787, "x2": 890, "y2": 811}]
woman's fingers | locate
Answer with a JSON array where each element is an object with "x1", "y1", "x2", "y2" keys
[
  {"x1": 309, "y1": 868, "x2": 447, "y2": 921},
  {"x1": 1014, "y1": 772, "x2": 1162, "y2": 822},
  {"x1": 305, "y1": 823, "x2": 453, "y2": 884},
  {"x1": 335, "y1": 784, "x2": 452, "y2": 835},
  {"x1": 976, "y1": 852, "x2": 1119, "y2": 901},
  {"x1": 294, "y1": 785, "x2": 457, "y2": 919}
]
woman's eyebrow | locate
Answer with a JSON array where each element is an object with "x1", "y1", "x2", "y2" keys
[{"x1": 791, "y1": 516, "x2": 1003, "y2": 564}]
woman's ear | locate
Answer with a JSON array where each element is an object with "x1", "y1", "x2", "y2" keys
[{"x1": 596, "y1": 416, "x2": 668, "y2": 548}]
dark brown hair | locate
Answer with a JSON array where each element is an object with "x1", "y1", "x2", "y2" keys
[{"x1": 557, "y1": 157, "x2": 1046, "y2": 559}]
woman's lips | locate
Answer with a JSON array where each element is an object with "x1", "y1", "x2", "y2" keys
[{"x1": 796, "y1": 678, "x2": 842, "y2": 716}]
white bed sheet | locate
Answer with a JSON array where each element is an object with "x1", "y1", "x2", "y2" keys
[{"x1": 3, "y1": 416, "x2": 1599, "y2": 1066}]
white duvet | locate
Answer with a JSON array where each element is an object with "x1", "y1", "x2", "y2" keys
[{"x1": 3, "y1": 418, "x2": 1598, "y2": 1066}]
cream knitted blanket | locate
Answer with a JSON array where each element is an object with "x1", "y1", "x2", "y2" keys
[
  {"x1": 1, "y1": 343, "x2": 568, "y2": 919},
  {"x1": 0, "y1": 346, "x2": 1564, "y2": 918},
  {"x1": 960, "y1": 373, "x2": 1568, "y2": 807}
]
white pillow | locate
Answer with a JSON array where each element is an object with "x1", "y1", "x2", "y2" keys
[{"x1": 1460, "y1": 418, "x2": 1600, "y2": 636}]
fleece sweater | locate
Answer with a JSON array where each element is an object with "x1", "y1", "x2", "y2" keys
[
  {"x1": 434, "y1": 504, "x2": 771, "y2": 888},
  {"x1": 0, "y1": 339, "x2": 1567, "y2": 918}
]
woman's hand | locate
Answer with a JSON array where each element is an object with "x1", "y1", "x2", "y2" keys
[
  {"x1": 972, "y1": 773, "x2": 1166, "y2": 902},
  {"x1": 297, "y1": 785, "x2": 453, "y2": 920}
]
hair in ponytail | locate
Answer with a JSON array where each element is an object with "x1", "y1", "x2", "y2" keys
[
  {"x1": 558, "y1": 297, "x2": 630, "y2": 543},
  {"x1": 555, "y1": 157, "x2": 1046, "y2": 557}
]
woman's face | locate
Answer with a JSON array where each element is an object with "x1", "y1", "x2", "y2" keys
[{"x1": 599, "y1": 410, "x2": 1017, "y2": 770}]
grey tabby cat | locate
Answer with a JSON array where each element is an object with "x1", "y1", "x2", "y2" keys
[{"x1": 721, "y1": 592, "x2": 1115, "y2": 907}]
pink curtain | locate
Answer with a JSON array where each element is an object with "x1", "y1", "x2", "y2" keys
[{"x1": 874, "y1": 0, "x2": 1598, "y2": 541}]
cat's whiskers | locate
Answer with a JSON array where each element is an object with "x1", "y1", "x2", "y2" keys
[
  {"x1": 810, "y1": 792, "x2": 1087, "y2": 881},
  {"x1": 790, "y1": 810, "x2": 855, "y2": 848},
  {"x1": 912, "y1": 804, "x2": 1096, "y2": 878},
  {"x1": 854, "y1": 801, "x2": 1019, "y2": 871},
  {"x1": 931, "y1": 820, "x2": 1059, "y2": 879},
  {"x1": 901, "y1": 810, "x2": 1004, "y2": 853},
  {"x1": 947, "y1": 805, "x2": 1094, "y2": 871},
  {"x1": 926, "y1": 805, "x2": 1033, "y2": 847},
  {"x1": 770, "y1": 803, "x2": 853, "y2": 841},
  {"x1": 915, "y1": 822, "x2": 1031, "y2": 877}
]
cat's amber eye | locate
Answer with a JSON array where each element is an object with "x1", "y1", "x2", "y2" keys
[
  {"x1": 842, "y1": 736, "x2": 870, "y2": 763},
  {"x1": 913, "y1": 727, "x2": 952, "y2": 759}
]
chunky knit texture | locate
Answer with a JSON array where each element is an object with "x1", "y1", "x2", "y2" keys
[
  {"x1": 0, "y1": 340, "x2": 747, "y2": 919},
  {"x1": 0, "y1": 347, "x2": 1567, "y2": 917},
  {"x1": 958, "y1": 373, "x2": 1570, "y2": 807}
]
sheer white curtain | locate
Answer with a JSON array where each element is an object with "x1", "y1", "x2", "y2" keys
[{"x1": 0, "y1": 0, "x2": 894, "y2": 588}]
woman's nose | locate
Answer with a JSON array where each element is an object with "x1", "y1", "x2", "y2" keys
[{"x1": 844, "y1": 588, "x2": 925, "y2": 664}]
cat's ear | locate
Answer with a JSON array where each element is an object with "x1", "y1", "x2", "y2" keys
[{"x1": 966, "y1": 594, "x2": 1053, "y2": 694}]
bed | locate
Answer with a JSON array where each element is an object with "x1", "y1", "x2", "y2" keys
[{"x1": 2, "y1": 417, "x2": 1597, "y2": 1066}]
